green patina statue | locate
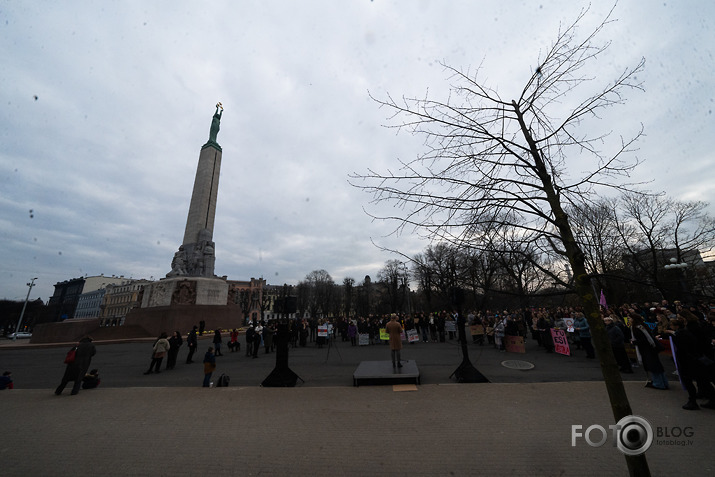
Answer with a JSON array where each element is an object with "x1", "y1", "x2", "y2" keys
[{"x1": 204, "y1": 102, "x2": 223, "y2": 150}]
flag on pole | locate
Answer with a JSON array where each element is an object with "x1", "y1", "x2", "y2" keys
[{"x1": 599, "y1": 290, "x2": 608, "y2": 309}]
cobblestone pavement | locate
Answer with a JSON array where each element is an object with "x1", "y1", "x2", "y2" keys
[
  {"x1": 2, "y1": 383, "x2": 714, "y2": 476},
  {"x1": 1, "y1": 335, "x2": 713, "y2": 476}
]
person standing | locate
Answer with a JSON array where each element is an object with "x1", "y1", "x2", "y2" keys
[
  {"x1": 419, "y1": 313, "x2": 429, "y2": 343},
  {"x1": 55, "y1": 336, "x2": 96, "y2": 396},
  {"x1": 264, "y1": 321, "x2": 275, "y2": 353},
  {"x1": 186, "y1": 326, "x2": 198, "y2": 364},
  {"x1": 665, "y1": 316, "x2": 715, "y2": 410},
  {"x1": 348, "y1": 320, "x2": 358, "y2": 346},
  {"x1": 166, "y1": 330, "x2": 183, "y2": 370},
  {"x1": 573, "y1": 312, "x2": 596, "y2": 359},
  {"x1": 604, "y1": 317, "x2": 633, "y2": 373},
  {"x1": 385, "y1": 314, "x2": 404, "y2": 369},
  {"x1": 536, "y1": 313, "x2": 554, "y2": 353},
  {"x1": 144, "y1": 332, "x2": 170, "y2": 374},
  {"x1": 213, "y1": 329, "x2": 223, "y2": 356},
  {"x1": 630, "y1": 314, "x2": 669, "y2": 390},
  {"x1": 494, "y1": 317, "x2": 506, "y2": 351},
  {"x1": 228, "y1": 328, "x2": 240, "y2": 352},
  {"x1": 252, "y1": 322, "x2": 263, "y2": 358},
  {"x1": 245, "y1": 324, "x2": 255, "y2": 357},
  {"x1": 299, "y1": 319, "x2": 309, "y2": 347},
  {"x1": 203, "y1": 347, "x2": 216, "y2": 387}
]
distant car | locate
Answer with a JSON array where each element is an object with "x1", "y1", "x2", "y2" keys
[{"x1": 6, "y1": 332, "x2": 32, "y2": 339}]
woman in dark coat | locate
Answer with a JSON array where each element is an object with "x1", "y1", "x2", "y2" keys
[
  {"x1": 630, "y1": 314, "x2": 668, "y2": 390},
  {"x1": 666, "y1": 313, "x2": 715, "y2": 410},
  {"x1": 213, "y1": 329, "x2": 223, "y2": 356},
  {"x1": 55, "y1": 336, "x2": 96, "y2": 396},
  {"x1": 166, "y1": 330, "x2": 183, "y2": 370}
]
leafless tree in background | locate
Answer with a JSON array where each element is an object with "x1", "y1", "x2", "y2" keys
[{"x1": 351, "y1": 6, "x2": 651, "y2": 475}]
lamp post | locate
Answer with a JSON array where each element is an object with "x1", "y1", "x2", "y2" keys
[
  {"x1": 664, "y1": 257, "x2": 688, "y2": 302},
  {"x1": 13, "y1": 277, "x2": 37, "y2": 341}
]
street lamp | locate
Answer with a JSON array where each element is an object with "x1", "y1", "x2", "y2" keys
[{"x1": 13, "y1": 278, "x2": 38, "y2": 341}]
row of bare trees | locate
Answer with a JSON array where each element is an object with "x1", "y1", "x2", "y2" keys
[
  {"x1": 409, "y1": 193, "x2": 715, "y2": 311},
  {"x1": 295, "y1": 266, "x2": 410, "y2": 320},
  {"x1": 294, "y1": 194, "x2": 715, "y2": 320}
]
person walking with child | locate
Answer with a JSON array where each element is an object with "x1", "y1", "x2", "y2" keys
[{"x1": 55, "y1": 336, "x2": 96, "y2": 396}]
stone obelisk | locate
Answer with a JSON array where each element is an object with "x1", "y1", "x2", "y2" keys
[
  {"x1": 125, "y1": 104, "x2": 235, "y2": 336},
  {"x1": 167, "y1": 103, "x2": 224, "y2": 279}
]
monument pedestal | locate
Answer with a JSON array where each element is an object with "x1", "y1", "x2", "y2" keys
[
  {"x1": 124, "y1": 276, "x2": 240, "y2": 336},
  {"x1": 140, "y1": 276, "x2": 229, "y2": 308}
]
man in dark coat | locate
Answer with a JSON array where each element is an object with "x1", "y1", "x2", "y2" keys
[
  {"x1": 605, "y1": 317, "x2": 633, "y2": 373},
  {"x1": 55, "y1": 336, "x2": 96, "y2": 396},
  {"x1": 186, "y1": 326, "x2": 198, "y2": 364},
  {"x1": 245, "y1": 324, "x2": 255, "y2": 357}
]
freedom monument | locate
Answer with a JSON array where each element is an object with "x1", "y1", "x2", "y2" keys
[
  {"x1": 123, "y1": 103, "x2": 243, "y2": 335},
  {"x1": 31, "y1": 105, "x2": 249, "y2": 343}
]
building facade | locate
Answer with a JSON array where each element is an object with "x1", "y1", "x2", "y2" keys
[
  {"x1": 100, "y1": 279, "x2": 153, "y2": 326},
  {"x1": 74, "y1": 288, "x2": 106, "y2": 319}
]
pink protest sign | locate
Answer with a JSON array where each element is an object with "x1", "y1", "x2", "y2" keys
[{"x1": 550, "y1": 328, "x2": 570, "y2": 356}]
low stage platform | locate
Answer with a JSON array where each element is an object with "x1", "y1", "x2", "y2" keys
[{"x1": 353, "y1": 360, "x2": 420, "y2": 386}]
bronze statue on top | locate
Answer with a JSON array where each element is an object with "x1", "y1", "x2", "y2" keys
[{"x1": 204, "y1": 102, "x2": 224, "y2": 150}]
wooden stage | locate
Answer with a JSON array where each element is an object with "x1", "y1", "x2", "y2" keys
[{"x1": 352, "y1": 360, "x2": 420, "y2": 386}]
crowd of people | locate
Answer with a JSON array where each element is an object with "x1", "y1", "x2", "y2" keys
[{"x1": 42, "y1": 298, "x2": 715, "y2": 411}]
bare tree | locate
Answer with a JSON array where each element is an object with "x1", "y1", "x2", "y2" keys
[
  {"x1": 376, "y1": 259, "x2": 409, "y2": 313},
  {"x1": 670, "y1": 200, "x2": 715, "y2": 261},
  {"x1": 355, "y1": 275, "x2": 373, "y2": 317},
  {"x1": 614, "y1": 191, "x2": 671, "y2": 296},
  {"x1": 412, "y1": 253, "x2": 436, "y2": 312},
  {"x1": 569, "y1": 199, "x2": 624, "y2": 276},
  {"x1": 615, "y1": 192, "x2": 715, "y2": 300},
  {"x1": 456, "y1": 246, "x2": 501, "y2": 312},
  {"x1": 351, "y1": 7, "x2": 650, "y2": 475},
  {"x1": 297, "y1": 270, "x2": 335, "y2": 319},
  {"x1": 494, "y1": 230, "x2": 549, "y2": 310}
]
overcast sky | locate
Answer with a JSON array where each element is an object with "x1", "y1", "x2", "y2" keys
[{"x1": 1, "y1": 1, "x2": 713, "y2": 301}]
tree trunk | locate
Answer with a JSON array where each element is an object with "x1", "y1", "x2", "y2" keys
[{"x1": 513, "y1": 101, "x2": 651, "y2": 476}]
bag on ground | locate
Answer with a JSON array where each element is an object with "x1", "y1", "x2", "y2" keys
[{"x1": 216, "y1": 373, "x2": 230, "y2": 387}]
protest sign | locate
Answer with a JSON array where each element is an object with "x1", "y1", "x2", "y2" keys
[
  {"x1": 550, "y1": 328, "x2": 570, "y2": 356},
  {"x1": 505, "y1": 335, "x2": 526, "y2": 353}
]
